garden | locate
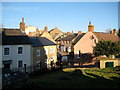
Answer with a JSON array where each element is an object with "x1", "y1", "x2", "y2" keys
[{"x1": 27, "y1": 67, "x2": 120, "y2": 88}]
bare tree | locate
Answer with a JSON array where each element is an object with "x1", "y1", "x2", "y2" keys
[{"x1": 105, "y1": 28, "x2": 112, "y2": 33}]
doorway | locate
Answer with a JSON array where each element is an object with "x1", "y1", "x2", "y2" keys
[
  {"x1": 105, "y1": 62, "x2": 114, "y2": 68},
  {"x1": 4, "y1": 64, "x2": 10, "y2": 69}
]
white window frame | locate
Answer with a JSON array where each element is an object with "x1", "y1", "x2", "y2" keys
[
  {"x1": 17, "y1": 45, "x2": 23, "y2": 55},
  {"x1": 3, "y1": 46, "x2": 10, "y2": 56},
  {"x1": 36, "y1": 49, "x2": 40, "y2": 56},
  {"x1": 45, "y1": 48, "x2": 48, "y2": 55}
]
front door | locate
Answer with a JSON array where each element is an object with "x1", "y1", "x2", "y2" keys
[{"x1": 4, "y1": 64, "x2": 10, "y2": 69}]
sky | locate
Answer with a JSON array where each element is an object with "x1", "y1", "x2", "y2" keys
[{"x1": 2, "y1": 2, "x2": 119, "y2": 33}]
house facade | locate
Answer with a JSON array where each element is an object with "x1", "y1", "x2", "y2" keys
[
  {"x1": 56, "y1": 32, "x2": 78, "y2": 53},
  {"x1": 2, "y1": 29, "x2": 33, "y2": 72},
  {"x1": 73, "y1": 22, "x2": 120, "y2": 61},
  {"x1": 56, "y1": 31, "x2": 85, "y2": 53},
  {"x1": 29, "y1": 37, "x2": 57, "y2": 70},
  {"x1": 49, "y1": 27, "x2": 64, "y2": 40},
  {"x1": 73, "y1": 31, "x2": 97, "y2": 59}
]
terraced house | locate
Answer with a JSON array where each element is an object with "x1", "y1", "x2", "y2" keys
[
  {"x1": 29, "y1": 37, "x2": 57, "y2": 70},
  {"x1": 2, "y1": 29, "x2": 33, "y2": 72}
]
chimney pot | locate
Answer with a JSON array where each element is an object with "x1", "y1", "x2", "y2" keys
[
  {"x1": 78, "y1": 31, "x2": 82, "y2": 35},
  {"x1": 22, "y1": 18, "x2": 24, "y2": 23}
]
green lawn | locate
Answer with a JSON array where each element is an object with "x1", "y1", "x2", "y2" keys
[{"x1": 29, "y1": 67, "x2": 120, "y2": 88}]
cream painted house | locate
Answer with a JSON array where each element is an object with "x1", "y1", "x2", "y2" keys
[
  {"x1": 40, "y1": 26, "x2": 56, "y2": 44},
  {"x1": 25, "y1": 25, "x2": 37, "y2": 34},
  {"x1": 29, "y1": 37, "x2": 57, "y2": 70}
]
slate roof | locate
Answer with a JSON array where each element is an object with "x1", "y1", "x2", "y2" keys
[
  {"x1": 29, "y1": 37, "x2": 57, "y2": 46},
  {"x1": 2, "y1": 28, "x2": 32, "y2": 45},
  {"x1": 73, "y1": 33, "x2": 85, "y2": 45},
  {"x1": 2, "y1": 36, "x2": 32, "y2": 45},
  {"x1": 93, "y1": 32, "x2": 120, "y2": 42}
]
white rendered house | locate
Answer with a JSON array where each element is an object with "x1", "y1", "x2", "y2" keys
[{"x1": 2, "y1": 29, "x2": 33, "y2": 72}]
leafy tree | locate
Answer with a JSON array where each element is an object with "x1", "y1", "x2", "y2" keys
[{"x1": 93, "y1": 40, "x2": 120, "y2": 58}]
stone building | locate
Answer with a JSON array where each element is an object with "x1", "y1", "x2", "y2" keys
[{"x1": 29, "y1": 37, "x2": 57, "y2": 70}]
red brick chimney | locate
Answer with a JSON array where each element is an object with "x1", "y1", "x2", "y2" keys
[
  {"x1": 67, "y1": 32, "x2": 71, "y2": 35},
  {"x1": 113, "y1": 29, "x2": 117, "y2": 35},
  {"x1": 88, "y1": 21, "x2": 94, "y2": 32},
  {"x1": 78, "y1": 31, "x2": 82, "y2": 35},
  {"x1": 20, "y1": 18, "x2": 25, "y2": 32}
]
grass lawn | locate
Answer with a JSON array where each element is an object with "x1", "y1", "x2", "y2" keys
[{"x1": 29, "y1": 67, "x2": 120, "y2": 88}]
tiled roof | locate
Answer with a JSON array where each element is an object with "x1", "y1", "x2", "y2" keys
[
  {"x1": 2, "y1": 28, "x2": 26, "y2": 36},
  {"x1": 57, "y1": 34, "x2": 77, "y2": 41},
  {"x1": 93, "y1": 32, "x2": 120, "y2": 42},
  {"x1": 29, "y1": 37, "x2": 57, "y2": 46}
]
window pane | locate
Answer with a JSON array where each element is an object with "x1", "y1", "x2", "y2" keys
[
  {"x1": 4, "y1": 48, "x2": 9, "y2": 55},
  {"x1": 18, "y1": 47, "x2": 23, "y2": 54},
  {"x1": 18, "y1": 61, "x2": 23, "y2": 67},
  {"x1": 36, "y1": 50, "x2": 40, "y2": 56}
]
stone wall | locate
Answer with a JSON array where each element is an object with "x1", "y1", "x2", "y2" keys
[{"x1": 33, "y1": 45, "x2": 57, "y2": 70}]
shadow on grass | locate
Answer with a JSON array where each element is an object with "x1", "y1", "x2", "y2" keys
[{"x1": 17, "y1": 69, "x2": 120, "y2": 89}]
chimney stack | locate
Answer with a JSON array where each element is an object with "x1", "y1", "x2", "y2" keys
[
  {"x1": 20, "y1": 18, "x2": 25, "y2": 32},
  {"x1": 110, "y1": 31, "x2": 112, "y2": 34},
  {"x1": 78, "y1": 31, "x2": 82, "y2": 35},
  {"x1": 55, "y1": 27, "x2": 58, "y2": 30},
  {"x1": 67, "y1": 32, "x2": 71, "y2": 35},
  {"x1": 22, "y1": 18, "x2": 24, "y2": 23},
  {"x1": 113, "y1": 29, "x2": 117, "y2": 35},
  {"x1": 44, "y1": 25, "x2": 48, "y2": 32},
  {"x1": 88, "y1": 21, "x2": 94, "y2": 32}
]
